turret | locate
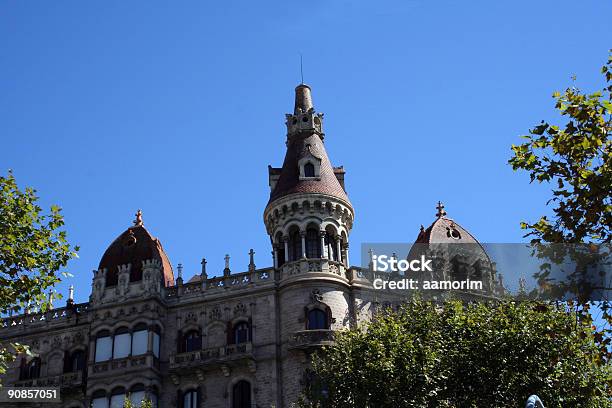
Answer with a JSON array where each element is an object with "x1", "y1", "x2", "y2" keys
[{"x1": 264, "y1": 84, "x2": 354, "y2": 271}]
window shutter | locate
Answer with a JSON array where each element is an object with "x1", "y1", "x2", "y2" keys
[{"x1": 248, "y1": 317, "x2": 253, "y2": 342}]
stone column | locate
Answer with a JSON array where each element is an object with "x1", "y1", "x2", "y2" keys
[
  {"x1": 336, "y1": 239, "x2": 342, "y2": 263},
  {"x1": 273, "y1": 247, "x2": 278, "y2": 269},
  {"x1": 283, "y1": 236, "x2": 289, "y2": 262},
  {"x1": 300, "y1": 231, "x2": 307, "y2": 259},
  {"x1": 344, "y1": 242, "x2": 350, "y2": 267},
  {"x1": 147, "y1": 329, "x2": 154, "y2": 354},
  {"x1": 320, "y1": 231, "x2": 327, "y2": 259}
]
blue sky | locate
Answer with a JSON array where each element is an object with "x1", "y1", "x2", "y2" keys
[{"x1": 1, "y1": 1, "x2": 611, "y2": 304}]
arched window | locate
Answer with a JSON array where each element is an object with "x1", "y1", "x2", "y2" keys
[
  {"x1": 91, "y1": 390, "x2": 108, "y2": 408},
  {"x1": 113, "y1": 328, "x2": 131, "y2": 359},
  {"x1": 110, "y1": 387, "x2": 126, "y2": 408},
  {"x1": 325, "y1": 234, "x2": 338, "y2": 261},
  {"x1": 305, "y1": 228, "x2": 321, "y2": 258},
  {"x1": 275, "y1": 232, "x2": 285, "y2": 267},
  {"x1": 234, "y1": 322, "x2": 250, "y2": 344},
  {"x1": 129, "y1": 384, "x2": 146, "y2": 407},
  {"x1": 152, "y1": 326, "x2": 161, "y2": 358},
  {"x1": 289, "y1": 229, "x2": 301, "y2": 262},
  {"x1": 307, "y1": 309, "x2": 329, "y2": 330},
  {"x1": 232, "y1": 380, "x2": 252, "y2": 408},
  {"x1": 183, "y1": 389, "x2": 198, "y2": 408},
  {"x1": 95, "y1": 331, "x2": 112, "y2": 362},
  {"x1": 184, "y1": 330, "x2": 202, "y2": 352},
  {"x1": 304, "y1": 162, "x2": 315, "y2": 177},
  {"x1": 20, "y1": 357, "x2": 41, "y2": 380},
  {"x1": 132, "y1": 324, "x2": 148, "y2": 356}
]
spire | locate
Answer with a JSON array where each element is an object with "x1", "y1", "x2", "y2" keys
[
  {"x1": 294, "y1": 84, "x2": 313, "y2": 114},
  {"x1": 268, "y1": 84, "x2": 350, "y2": 205},
  {"x1": 436, "y1": 201, "x2": 447, "y2": 218}
]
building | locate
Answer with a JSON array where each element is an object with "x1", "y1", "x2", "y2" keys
[{"x1": 0, "y1": 84, "x2": 501, "y2": 408}]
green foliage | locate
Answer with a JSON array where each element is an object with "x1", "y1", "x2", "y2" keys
[
  {"x1": 302, "y1": 300, "x2": 612, "y2": 408},
  {"x1": 122, "y1": 397, "x2": 153, "y2": 408},
  {"x1": 509, "y1": 51, "x2": 611, "y2": 244},
  {"x1": 0, "y1": 171, "x2": 78, "y2": 381}
]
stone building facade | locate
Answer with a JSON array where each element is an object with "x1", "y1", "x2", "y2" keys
[{"x1": 0, "y1": 84, "x2": 501, "y2": 408}]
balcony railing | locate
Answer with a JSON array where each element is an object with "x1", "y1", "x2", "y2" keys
[
  {"x1": 169, "y1": 342, "x2": 253, "y2": 369},
  {"x1": 14, "y1": 371, "x2": 83, "y2": 388},
  {"x1": 289, "y1": 330, "x2": 335, "y2": 349},
  {"x1": 91, "y1": 354, "x2": 152, "y2": 374},
  {"x1": 280, "y1": 259, "x2": 347, "y2": 280}
]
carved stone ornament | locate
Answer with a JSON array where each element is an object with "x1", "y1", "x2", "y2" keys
[{"x1": 310, "y1": 289, "x2": 323, "y2": 303}]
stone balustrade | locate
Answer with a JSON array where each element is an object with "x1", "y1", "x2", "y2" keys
[
  {"x1": 169, "y1": 342, "x2": 253, "y2": 370},
  {"x1": 14, "y1": 371, "x2": 83, "y2": 388},
  {"x1": 289, "y1": 329, "x2": 335, "y2": 349}
]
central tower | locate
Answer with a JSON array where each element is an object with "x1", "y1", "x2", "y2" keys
[
  {"x1": 264, "y1": 83, "x2": 356, "y2": 407},
  {"x1": 264, "y1": 84, "x2": 354, "y2": 270}
]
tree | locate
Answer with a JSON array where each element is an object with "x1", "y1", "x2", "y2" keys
[
  {"x1": 301, "y1": 300, "x2": 612, "y2": 408},
  {"x1": 508, "y1": 51, "x2": 611, "y2": 244},
  {"x1": 0, "y1": 171, "x2": 78, "y2": 381}
]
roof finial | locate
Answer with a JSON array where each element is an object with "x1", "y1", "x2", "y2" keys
[
  {"x1": 224, "y1": 254, "x2": 231, "y2": 276},
  {"x1": 248, "y1": 249, "x2": 256, "y2": 272},
  {"x1": 133, "y1": 209, "x2": 143, "y2": 226},
  {"x1": 436, "y1": 201, "x2": 447, "y2": 218},
  {"x1": 300, "y1": 53, "x2": 304, "y2": 84}
]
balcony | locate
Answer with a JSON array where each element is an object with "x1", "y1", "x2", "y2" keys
[
  {"x1": 169, "y1": 342, "x2": 253, "y2": 370},
  {"x1": 91, "y1": 354, "x2": 156, "y2": 375},
  {"x1": 289, "y1": 330, "x2": 335, "y2": 350},
  {"x1": 14, "y1": 371, "x2": 83, "y2": 389}
]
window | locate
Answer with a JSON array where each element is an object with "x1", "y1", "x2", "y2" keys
[
  {"x1": 152, "y1": 331, "x2": 160, "y2": 358},
  {"x1": 92, "y1": 391, "x2": 108, "y2": 408},
  {"x1": 232, "y1": 380, "x2": 251, "y2": 408},
  {"x1": 110, "y1": 388, "x2": 126, "y2": 408},
  {"x1": 234, "y1": 322, "x2": 249, "y2": 344},
  {"x1": 184, "y1": 330, "x2": 202, "y2": 352},
  {"x1": 304, "y1": 162, "x2": 315, "y2": 177},
  {"x1": 129, "y1": 384, "x2": 146, "y2": 407},
  {"x1": 65, "y1": 350, "x2": 85, "y2": 373},
  {"x1": 325, "y1": 234, "x2": 339, "y2": 261},
  {"x1": 150, "y1": 392, "x2": 159, "y2": 408},
  {"x1": 289, "y1": 229, "x2": 301, "y2": 262},
  {"x1": 183, "y1": 390, "x2": 198, "y2": 408},
  {"x1": 307, "y1": 309, "x2": 328, "y2": 330},
  {"x1": 132, "y1": 326, "x2": 148, "y2": 356},
  {"x1": 95, "y1": 332, "x2": 112, "y2": 362},
  {"x1": 113, "y1": 328, "x2": 131, "y2": 359},
  {"x1": 20, "y1": 357, "x2": 41, "y2": 380},
  {"x1": 306, "y1": 228, "x2": 321, "y2": 258}
]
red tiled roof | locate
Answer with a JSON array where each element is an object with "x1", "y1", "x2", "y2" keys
[
  {"x1": 268, "y1": 133, "x2": 350, "y2": 204},
  {"x1": 98, "y1": 225, "x2": 175, "y2": 287}
]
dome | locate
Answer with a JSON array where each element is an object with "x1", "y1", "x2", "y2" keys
[
  {"x1": 410, "y1": 202, "x2": 494, "y2": 272},
  {"x1": 98, "y1": 211, "x2": 174, "y2": 287}
]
